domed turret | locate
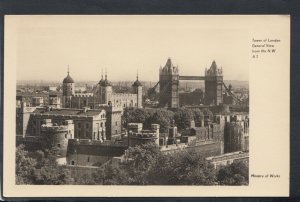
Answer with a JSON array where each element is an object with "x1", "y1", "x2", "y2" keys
[
  {"x1": 132, "y1": 73, "x2": 143, "y2": 108},
  {"x1": 132, "y1": 74, "x2": 142, "y2": 87},
  {"x1": 63, "y1": 72, "x2": 74, "y2": 83},
  {"x1": 98, "y1": 70, "x2": 104, "y2": 85},
  {"x1": 62, "y1": 67, "x2": 75, "y2": 108},
  {"x1": 101, "y1": 72, "x2": 112, "y2": 86}
]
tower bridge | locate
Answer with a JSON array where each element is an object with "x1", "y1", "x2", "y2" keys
[{"x1": 150, "y1": 58, "x2": 244, "y2": 108}]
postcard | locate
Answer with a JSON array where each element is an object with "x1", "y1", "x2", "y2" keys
[{"x1": 3, "y1": 15, "x2": 289, "y2": 197}]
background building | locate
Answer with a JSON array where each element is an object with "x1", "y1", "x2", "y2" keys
[{"x1": 62, "y1": 71, "x2": 143, "y2": 109}]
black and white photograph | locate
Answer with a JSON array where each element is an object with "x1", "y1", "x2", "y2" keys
[{"x1": 14, "y1": 15, "x2": 249, "y2": 186}]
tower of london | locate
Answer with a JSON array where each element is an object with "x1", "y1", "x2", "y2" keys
[{"x1": 62, "y1": 71, "x2": 143, "y2": 109}]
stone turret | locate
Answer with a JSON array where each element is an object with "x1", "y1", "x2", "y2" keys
[
  {"x1": 41, "y1": 119, "x2": 74, "y2": 158},
  {"x1": 132, "y1": 73, "x2": 143, "y2": 108},
  {"x1": 100, "y1": 71, "x2": 112, "y2": 105},
  {"x1": 62, "y1": 68, "x2": 75, "y2": 108}
]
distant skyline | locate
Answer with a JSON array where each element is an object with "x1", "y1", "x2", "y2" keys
[{"x1": 8, "y1": 16, "x2": 250, "y2": 82}]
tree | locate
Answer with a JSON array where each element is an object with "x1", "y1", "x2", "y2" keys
[
  {"x1": 122, "y1": 108, "x2": 152, "y2": 128},
  {"x1": 174, "y1": 107, "x2": 194, "y2": 130},
  {"x1": 16, "y1": 145, "x2": 72, "y2": 185},
  {"x1": 202, "y1": 108, "x2": 214, "y2": 121},
  {"x1": 147, "y1": 150, "x2": 216, "y2": 185},
  {"x1": 33, "y1": 147, "x2": 72, "y2": 185},
  {"x1": 148, "y1": 109, "x2": 174, "y2": 132},
  {"x1": 34, "y1": 164, "x2": 72, "y2": 185},
  {"x1": 123, "y1": 108, "x2": 174, "y2": 132},
  {"x1": 99, "y1": 142, "x2": 160, "y2": 185},
  {"x1": 191, "y1": 108, "x2": 204, "y2": 125},
  {"x1": 16, "y1": 144, "x2": 37, "y2": 184},
  {"x1": 217, "y1": 161, "x2": 249, "y2": 185}
]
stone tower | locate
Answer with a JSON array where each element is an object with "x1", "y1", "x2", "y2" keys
[
  {"x1": 100, "y1": 72, "x2": 112, "y2": 105},
  {"x1": 62, "y1": 69, "x2": 75, "y2": 108},
  {"x1": 41, "y1": 119, "x2": 74, "y2": 158},
  {"x1": 159, "y1": 58, "x2": 179, "y2": 108},
  {"x1": 132, "y1": 73, "x2": 143, "y2": 108},
  {"x1": 96, "y1": 70, "x2": 105, "y2": 104},
  {"x1": 205, "y1": 60, "x2": 223, "y2": 106}
]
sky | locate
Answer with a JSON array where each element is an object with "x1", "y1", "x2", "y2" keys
[{"x1": 9, "y1": 15, "x2": 250, "y2": 82}]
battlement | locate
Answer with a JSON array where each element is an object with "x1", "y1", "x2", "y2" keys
[
  {"x1": 129, "y1": 130, "x2": 158, "y2": 139},
  {"x1": 41, "y1": 125, "x2": 69, "y2": 132},
  {"x1": 41, "y1": 119, "x2": 74, "y2": 133},
  {"x1": 68, "y1": 138, "x2": 126, "y2": 147},
  {"x1": 128, "y1": 123, "x2": 143, "y2": 133},
  {"x1": 128, "y1": 123, "x2": 160, "y2": 146},
  {"x1": 206, "y1": 151, "x2": 248, "y2": 162},
  {"x1": 73, "y1": 93, "x2": 94, "y2": 97},
  {"x1": 112, "y1": 93, "x2": 137, "y2": 98}
]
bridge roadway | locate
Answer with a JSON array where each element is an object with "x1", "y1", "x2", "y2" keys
[{"x1": 179, "y1": 76, "x2": 217, "y2": 81}]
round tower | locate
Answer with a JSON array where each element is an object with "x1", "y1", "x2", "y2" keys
[
  {"x1": 41, "y1": 119, "x2": 74, "y2": 158},
  {"x1": 132, "y1": 73, "x2": 143, "y2": 108},
  {"x1": 62, "y1": 68, "x2": 75, "y2": 108}
]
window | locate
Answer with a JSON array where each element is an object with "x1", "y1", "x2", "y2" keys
[
  {"x1": 86, "y1": 123, "x2": 89, "y2": 129},
  {"x1": 65, "y1": 134, "x2": 67, "y2": 138},
  {"x1": 115, "y1": 130, "x2": 118, "y2": 134},
  {"x1": 71, "y1": 161, "x2": 75, "y2": 165},
  {"x1": 87, "y1": 157, "x2": 90, "y2": 162},
  {"x1": 115, "y1": 121, "x2": 118, "y2": 126},
  {"x1": 78, "y1": 123, "x2": 81, "y2": 128},
  {"x1": 101, "y1": 122, "x2": 103, "y2": 127},
  {"x1": 57, "y1": 144, "x2": 61, "y2": 148}
]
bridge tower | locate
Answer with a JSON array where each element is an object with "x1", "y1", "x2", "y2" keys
[
  {"x1": 205, "y1": 60, "x2": 223, "y2": 105},
  {"x1": 159, "y1": 58, "x2": 179, "y2": 108}
]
